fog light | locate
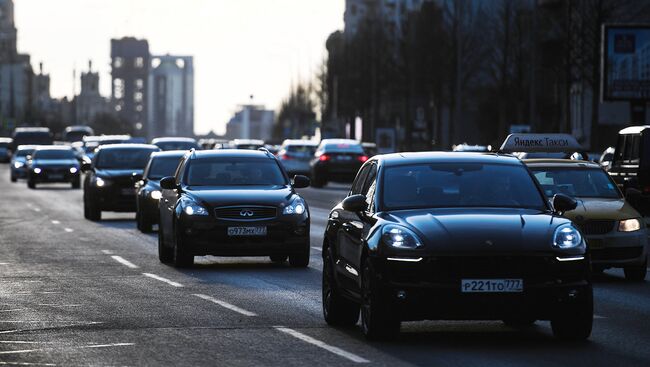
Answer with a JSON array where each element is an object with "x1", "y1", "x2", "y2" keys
[
  {"x1": 396, "y1": 290, "x2": 407, "y2": 300},
  {"x1": 568, "y1": 289, "x2": 579, "y2": 299}
]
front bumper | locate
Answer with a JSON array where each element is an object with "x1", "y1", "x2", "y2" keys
[
  {"x1": 587, "y1": 230, "x2": 648, "y2": 268},
  {"x1": 89, "y1": 186, "x2": 137, "y2": 212},
  {"x1": 11, "y1": 166, "x2": 28, "y2": 178},
  {"x1": 31, "y1": 170, "x2": 80, "y2": 183},
  {"x1": 138, "y1": 195, "x2": 160, "y2": 223}
]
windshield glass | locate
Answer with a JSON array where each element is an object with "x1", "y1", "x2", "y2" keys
[
  {"x1": 285, "y1": 145, "x2": 317, "y2": 156},
  {"x1": 15, "y1": 149, "x2": 34, "y2": 157},
  {"x1": 33, "y1": 150, "x2": 76, "y2": 160},
  {"x1": 155, "y1": 141, "x2": 198, "y2": 151},
  {"x1": 531, "y1": 168, "x2": 621, "y2": 199},
  {"x1": 382, "y1": 163, "x2": 546, "y2": 210},
  {"x1": 322, "y1": 143, "x2": 364, "y2": 154},
  {"x1": 96, "y1": 149, "x2": 156, "y2": 169},
  {"x1": 147, "y1": 157, "x2": 182, "y2": 180},
  {"x1": 186, "y1": 158, "x2": 287, "y2": 186}
]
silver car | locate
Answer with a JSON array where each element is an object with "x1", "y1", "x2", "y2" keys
[{"x1": 277, "y1": 139, "x2": 318, "y2": 177}]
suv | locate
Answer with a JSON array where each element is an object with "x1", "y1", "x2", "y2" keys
[
  {"x1": 82, "y1": 144, "x2": 160, "y2": 221},
  {"x1": 310, "y1": 139, "x2": 368, "y2": 188},
  {"x1": 158, "y1": 149, "x2": 311, "y2": 268},
  {"x1": 27, "y1": 146, "x2": 81, "y2": 189}
]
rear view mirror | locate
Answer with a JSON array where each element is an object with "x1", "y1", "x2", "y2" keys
[
  {"x1": 342, "y1": 194, "x2": 368, "y2": 213},
  {"x1": 160, "y1": 176, "x2": 177, "y2": 190},
  {"x1": 292, "y1": 175, "x2": 310, "y2": 189},
  {"x1": 552, "y1": 193, "x2": 577, "y2": 214}
]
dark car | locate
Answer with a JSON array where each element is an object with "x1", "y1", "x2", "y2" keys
[
  {"x1": 64, "y1": 125, "x2": 94, "y2": 142},
  {"x1": 82, "y1": 144, "x2": 160, "y2": 221},
  {"x1": 0, "y1": 137, "x2": 11, "y2": 163},
  {"x1": 11, "y1": 127, "x2": 53, "y2": 151},
  {"x1": 322, "y1": 152, "x2": 592, "y2": 340},
  {"x1": 26, "y1": 146, "x2": 81, "y2": 189},
  {"x1": 151, "y1": 137, "x2": 200, "y2": 151},
  {"x1": 10, "y1": 145, "x2": 36, "y2": 182},
  {"x1": 310, "y1": 139, "x2": 368, "y2": 188},
  {"x1": 158, "y1": 149, "x2": 311, "y2": 268},
  {"x1": 136, "y1": 151, "x2": 186, "y2": 232}
]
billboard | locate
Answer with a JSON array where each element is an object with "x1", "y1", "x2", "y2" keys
[{"x1": 602, "y1": 25, "x2": 650, "y2": 101}]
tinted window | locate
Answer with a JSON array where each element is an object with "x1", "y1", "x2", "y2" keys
[
  {"x1": 351, "y1": 165, "x2": 371, "y2": 194},
  {"x1": 147, "y1": 157, "x2": 182, "y2": 180},
  {"x1": 13, "y1": 132, "x2": 53, "y2": 146},
  {"x1": 0, "y1": 142, "x2": 9, "y2": 148},
  {"x1": 286, "y1": 145, "x2": 317, "y2": 156},
  {"x1": 382, "y1": 163, "x2": 545, "y2": 210},
  {"x1": 65, "y1": 131, "x2": 90, "y2": 142},
  {"x1": 155, "y1": 142, "x2": 199, "y2": 151},
  {"x1": 96, "y1": 149, "x2": 156, "y2": 169},
  {"x1": 33, "y1": 150, "x2": 76, "y2": 160},
  {"x1": 15, "y1": 149, "x2": 34, "y2": 157},
  {"x1": 532, "y1": 168, "x2": 621, "y2": 199},
  {"x1": 322, "y1": 143, "x2": 364, "y2": 153},
  {"x1": 235, "y1": 144, "x2": 263, "y2": 150},
  {"x1": 186, "y1": 158, "x2": 287, "y2": 186}
]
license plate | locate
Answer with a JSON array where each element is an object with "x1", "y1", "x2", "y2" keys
[
  {"x1": 121, "y1": 188, "x2": 135, "y2": 196},
  {"x1": 227, "y1": 226, "x2": 267, "y2": 236},
  {"x1": 49, "y1": 174, "x2": 64, "y2": 180},
  {"x1": 337, "y1": 155, "x2": 352, "y2": 161},
  {"x1": 461, "y1": 279, "x2": 523, "y2": 293}
]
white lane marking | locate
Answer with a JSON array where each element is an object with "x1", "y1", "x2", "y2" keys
[
  {"x1": 0, "y1": 263, "x2": 11, "y2": 265},
  {"x1": 0, "y1": 362, "x2": 57, "y2": 366},
  {"x1": 81, "y1": 343, "x2": 135, "y2": 349},
  {"x1": 192, "y1": 294, "x2": 257, "y2": 317},
  {"x1": 0, "y1": 349, "x2": 41, "y2": 355},
  {"x1": 0, "y1": 341, "x2": 60, "y2": 344},
  {"x1": 36, "y1": 304, "x2": 81, "y2": 307},
  {"x1": 101, "y1": 250, "x2": 114, "y2": 255},
  {"x1": 0, "y1": 330, "x2": 20, "y2": 334},
  {"x1": 311, "y1": 247, "x2": 322, "y2": 252},
  {"x1": 32, "y1": 208, "x2": 41, "y2": 212},
  {"x1": 0, "y1": 309, "x2": 26, "y2": 312},
  {"x1": 63, "y1": 228, "x2": 74, "y2": 233},
  {"x1": 142, "y1": 273, "x2": 183, "y2": 287},
  {"x1": 274, "y1": 327, "x2": 370, "y2": 363},
  {"x1": 110, "y1": 256, "x2": 139, "y2": 269},
  {"x1": 50, "y1": 220, "x2": 60, "y2": 225}
]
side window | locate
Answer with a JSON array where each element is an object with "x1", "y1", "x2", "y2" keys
[
  {"x1": 174, "y1": 158, "x2": 187, "y2": 185},
  {"x1": 614, "y1": 135, "x2": 625, "y2": 164},
  {"x1": 351, "y1": 165, "x2": 371, "y2": 195},
  {"x1": 630, "y1": 135, "x2": 640, "y2": 164},
  {"x1": 143, "y1": 159, "x2": 152, "y2": 180},
  {"x1": 364, "y1": 165, "x2": 378, "y2": 211}
]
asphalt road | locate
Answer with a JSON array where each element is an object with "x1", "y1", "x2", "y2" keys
[{"x1": 1, "y1": 164, "x2": 650, "y2": 367}]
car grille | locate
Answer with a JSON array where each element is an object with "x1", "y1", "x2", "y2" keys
[
  {"x1": 591, "y1": 247, "x2": 643, "y2": 261},
  {"x1": 214, "y1": 206, "x2": 277, "y2": 221},
  {"x1": 426, "y1": 256, "x2": 554, "y2": 279},
  {"x1": 578, "y1": 220, "x2": 615, "y2": 235}
]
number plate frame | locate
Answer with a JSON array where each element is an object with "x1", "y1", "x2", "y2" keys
[
  {"x1": 461, "y1": 279, "x2": 523, "y2": 293},
  {"x1": 227, "y1": 226, "x2": 267, "y2": 237}
]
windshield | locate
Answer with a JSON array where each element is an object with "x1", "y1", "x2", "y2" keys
[
  {"x1": 235, "y1": 144, "x2": 263, "y2": 150},
  {"x1": 285, "y1": 145, "x2": 317, "y2": 156},
  {"x1": 382, "y1": 163, "x2": 546, "y2": 210},
  {"x1": 33, "y1": 150, "x2": 76, "y2": 160},
  {"x1": 96, "y1": 149, "x2": 156, "y2": 169},
  {"x1": 15, "y1": 149, "x2": 34, "y2": 157},
  {"x1": 155, "y1": 141, "x2": 199, "y2": 151},
  {"x1": 531, "y1": 168, "x2": 621, "y2": 199},
  {"x1": 186, "y1": 158, "x2": 287, "y2": 186},
  {"x1": 322, "y1": 143, "x2": 364, "y2": 154},
  {"x1": 147, "y1": 157, "x2": 182, "y2": 180}
]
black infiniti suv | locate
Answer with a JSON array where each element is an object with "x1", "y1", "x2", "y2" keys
[
  {"x1": 158, "y1": 149, "x2": 311, "y2": 268},
  {"x1": 82, "y1": 144, "x2": 160, "y2": 221}
]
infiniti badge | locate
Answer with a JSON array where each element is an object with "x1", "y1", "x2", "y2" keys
[{"x1": 240, "y1": 210, "x2": 254, "y2": 217}]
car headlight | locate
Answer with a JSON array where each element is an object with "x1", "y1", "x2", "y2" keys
[
  {"x1": 33, "y1": 168, "x2": 42, "y2": 174},
  {"x1": 283, "y1": 196, "x2": 306, "y2": 215},
  {"x1": 150, "y1": 190, "x2": 162, "y2": 200},
  {"x1": 553, "y1": 224, "x2": 583, "y2": 249},
  {"x1": 13, "y1": 162, "x2": 23, "y2": 168},
  {"x1": 184, "y1": 202, "x2": 209, "y2": 216},
  {"x1": 95, "y1": 177, "x2": 106, "y2": 187},
  {"x1": 618, "y1": 218, "x2": 642, "y2": 232},
  {"x1": 69, "y1": 167, "x2": 78, "y2": 174},
  {"x1": 382, "y1": 224, "x2": 423, "y2": 249}
]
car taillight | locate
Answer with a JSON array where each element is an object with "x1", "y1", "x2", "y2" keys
[
  {"x1": 281, "y1": 154, "x2": 292, "y2": 160},
  {"x1": 358, "y1": 155, "x2": 369, "y2": 163},
  {"x1": 319, "y1": 154, "x2": 331, "y2": 162}
]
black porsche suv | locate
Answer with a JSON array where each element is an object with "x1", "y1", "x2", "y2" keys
[
  {"x1": 322, "y1": 152, "x2": 593, "y2": 341},
  {"x1": 82, "y1": 144, "x2": 160, "y2": 221},
  {"x1": 158, "y1": 149, "x2": 311, "y2": 268}
]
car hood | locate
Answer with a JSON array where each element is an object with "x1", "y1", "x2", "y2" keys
[
  {"x1": 563, "y1": 198, "x2": 640, "y2": 221},
  {"x1": 33, "y1": 159, "x2": 79, "y2": 167},
  {"x1": 381, "y1": 208, "x2": 568, "y2": 254},
  {"x1": 186, "y1": 185, "x2": 294, "y2": 207},
  {"x1": 96, "y1": 169, "x2": 144, "y2": 179}
]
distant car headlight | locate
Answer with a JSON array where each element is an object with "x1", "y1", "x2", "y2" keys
[
  {"x1": 95, "y1": 177, "x2": 106, "y2": 187},
  {"x1": 553, "y1": 224, "x2": 583, "y2": 249},
  {"x1": 150, "y1": 190, "x2": 162, "y2": 200},
  {"x1": 382, "y1": 224, "x2": 423, "y2": 249},
  {"x1": 618, "y1": 218, "x2": 642, "y2": 232},
  {"x1": 69, "y1": 167, "x2": 78, "y2": 174},
  {"x1": 13, "y1": 162, "x2": 23, "y2": 168},
  {"x1": 283, "y1": 196, "x2": 306, "y2": 215},
  {"x1": 33, "y1": 168, "x2": 42, "y2": 174},
  {"x1": 184, "y1": 202, "x2": 209, "y2": 216}
]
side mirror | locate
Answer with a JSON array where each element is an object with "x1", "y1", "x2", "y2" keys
[
  {"x1": 342, "y1": 194, "x2": 368, "y2": 213},
  {"x1": 292, "y1": 175, "x2": 310, "y2": 188},
  {"x1": 80, "y1": 162, "x2": 92, "y2": 173},
  {"x1": 25, "y1": 155, "x2": 32, "y2": 161},
  {"x1": 552, "y1": 193, "x2": 578, "y2": 214},
  {"x1": 160, "y1": 176, "x2": 177, "y2": 190}
]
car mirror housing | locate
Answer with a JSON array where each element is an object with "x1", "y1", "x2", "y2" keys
[
  {"x1": 552, "y1": 193, "x2": 578, "y2": 214},
  {"x1": 292, "y1": 175, "x2": 310, "y2": 189},
  {"x1": 160, "y1": 176, "x2": 177, "y2": 190},
  {"x1": 80, "y1": 162, "x2": 92, "y2": 173},
  {"x1": 342, "y1": 194, "x2": 368, "y2": 213}
]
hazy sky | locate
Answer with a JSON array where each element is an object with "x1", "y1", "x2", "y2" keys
[{"x1": 14, "y1": 0, "x2": 345, "y2": 135}]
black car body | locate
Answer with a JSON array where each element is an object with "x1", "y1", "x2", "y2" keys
[
  {"x1": 82, "y1": 144, "x2": 160, "y2": 221},
  {"x1": 0, "y1": 137, "x2": 11, "y2": 163},
  {"x1": 64, "y1": 125, "x2": 94, "y2": 142},
  {"x1": 136, "y1": 151, "x2": 186, "y2": 232},
  {"x1": 26, "y1": 146, "x2": 81, "y2": 189},
  {"x1": 158, "y1": 149, "x2": 311, "y2": 268},
  {"x1": 322, "y1": 152, "x2": 593, "y2": 340},
  {"x1": 151, "y1": 137, "x2": 201, "y2": 151},
  {"x1": 310, "y1": 139, "x2": 368, "y2": 188},
  {"x1": 608, "y1": 126, "x2": 650, "y2": 216}
]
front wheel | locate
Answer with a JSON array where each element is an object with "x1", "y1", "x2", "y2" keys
[
  {"x1": 158, "y1": 225, "x2": 173, "y2": 263},
  {"x1": 10, "y1": 175, "x2": 17, "y2": 182},
  {"x1": 27, "y1": 179, "x2": 35, "y2": 189},
  {"x1": 172, "y1": 229, "x2": 194, "y2": 268},
  {"x1": 84, "y1": 198, "x2": 101, "y2": 221},
  {"x1": 289, "y1": 244, "x2": 310, "y2": 268},
  {"x1": 322, "y1": 247, "x2": 359, "y2": 326},
  {"x1": 137, "y1": 211, "x2": 153, "y2": 233},
  {"x1": 360, "y1": 259, "x2": 400, "y2": 340},
  {"x1": 71, "y1": 177, "x2": 81, "y2": 189},
  {"x1": 551, "y1": 287, "x2": 593, "y2": 341},
  {"x1": 624, "y1": 258, "x2": 647, "y2": 282}
]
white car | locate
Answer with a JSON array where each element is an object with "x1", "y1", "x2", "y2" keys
[{"x1": 277, "y1": 139, "x2": 318, "y2": 177}]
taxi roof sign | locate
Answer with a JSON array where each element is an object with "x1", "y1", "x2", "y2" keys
[{"x1": 499, "y1": 134, "x2": 582, "y2": 153}]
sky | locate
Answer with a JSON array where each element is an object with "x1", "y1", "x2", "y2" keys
[{"x1": 14, "y1": 0, "x2": 345, "y2": 135}]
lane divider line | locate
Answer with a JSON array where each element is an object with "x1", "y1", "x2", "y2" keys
[
  {"x1": 63, "y1": 228, "x2": 74, "y2": 233},
  {"x1": 110, "y1": 256, "x2": 139, "y2": 269},
  {"x1": 101, "y1": 250, "x2": 114, "y2": 255},
  {"x1": 142, "y1": 273, "x2": 183, "y2": 287},
  {"x1": 274, "y1": 326, "x2": 370, "y2": 364},
  {"x1": 51, "y1": 220, "x2": 60, "y2": 225},
  {"x1": 192, "y1": 294, "x2": 257, "y2": 317},
  {"x1": 81, "y1": 343, "x2": 135, "y2": 349}
]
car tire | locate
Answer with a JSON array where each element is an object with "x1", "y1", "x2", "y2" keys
[
  {"x1": 360, "y1": 259, "x2": 400, "y2": 340},
  {"x1": 27, "y1": 179, "x2": 35, "y2": 189},
  {"x1": 624, "y1": 259, "x2": 647, "y2": 282},
  {"x1": 10, "y1": 175, "x2": 17, "y2": 182},
  {"x1": 270, "y1": 255, "x2": 287, "y2": 264},
  {"x1": 322, "y1": 247, "x2": 359, "y2": 326},
  {"x1": 289, "y1": 243, "x2": 310, "y2": 268},
  {"x1": 137, "y1": 212, "x2": 153, "y2": 233},
  {"x1": 72, "y1": 177, "x2": 81, "y2": 189},
  {"x1": 172, "y1": 230, "x2": 194, "y2": 268},
  {"x1": 84, "y1": 198, "x2": 101, "y2": 221},
  {"x1": 551, "y1": 287, "x2": 593, "y2": 341},
  {"x1": 158, "y1": 225, "x2": 173, "y2": 264}
]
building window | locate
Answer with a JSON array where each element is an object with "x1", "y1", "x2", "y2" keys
[
  {"x1": 134, "y1": 92, "x2": 143, "y2": 102},
  {"x1": 176, "y1": 59, "x2": 185, "y2": 69},
  {"x1": 113, "y1": 57, "x2": 124, "y2": 68},
  {"x1": 135, "y1": 79, "x2": 144, "y2": 89},
  {"x1": 113, "y1": 78, "x2": 124, "y2": 99},
  {"x1": 135, "y1": 57, "x2": 144, "y2": 68}
]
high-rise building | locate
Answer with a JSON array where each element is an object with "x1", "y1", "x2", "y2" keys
[
  {"x1": 147, "y1": 55, "x2": 194, "y2": 139},
  {"x1": 344, "y1": 0, "x2": 426, "y2": 40},
  {"x1": 225, "y1": 105, "x2": 274, "y2": 140},
  {"x1": 111, "y1": 37, "x2": 150, "y2": 136},
  {"x1": 76, "y1": 60, "x2": 110, "y2": 125}
]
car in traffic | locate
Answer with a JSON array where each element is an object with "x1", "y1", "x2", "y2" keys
[
  {"x1": 64, "y1": 125, "x2": 94, "y2": 142},
  {"x1": 9, "y1": 145, "x2": 36, "y2": 182},
  {"x1": 230, "y1": 139, "x2": 265, "y2": 150},
  {"x1": 151, "y1": 137, "x2": 201, "y2": 151},
  {"x1": 26, "y1": 146, "x2": 81, "y2": 189},
  {"x1": 322, "y1": 152, "x2": 592, "y2": 340},
  {"x1": 135, "y1": 150, "x2": 186, "y2": 233},
  {"x1": 158, "y1": 149, "x2": 311, "y2": 268},
  {"x1": 310, "y1": 139, "x2": 368, "y2": 188},
  {"x1": 452, "y1": 143, "x2": 491, "y2": 152},
  {"x1": 277, "y1": 139, "x2": 318, "y2": 177},
  {"x1": 10, "y1": 127, "x2": 53, "y2": 152},
  {"x1": 0, "y1": 137, "x2": 11, "y2": 163},
  {"x1": 82, "y1": 144, "x2": 160, "y2": 221}
]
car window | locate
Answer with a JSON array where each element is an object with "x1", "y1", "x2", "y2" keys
[
  {"x1": 33, "y1": 150, "x2": 76, "y2": 160},
  {"x1": 531, "y1": 168, "x2": 621, "y2": 199},
  {"x1": 322, "y1": 143, "x2": 364, "y2": 154},
  {"x1": 15, "y1": 149, "x2": 34, "y2": 157},
  {"x1": 96, "y1": 149, "x2": 156, "y2": 169},
  {"x1": 286, "y1": 145, "x2": 317, "y2": 156},
  {"x1": 186, "y1": 158, "x2": 287, "y2": 186},
  {"x1": 364, "y1": 164, "x2": 378, "y2": 210},
  {"x1": 147, "y1": 157, "x2": 182, "y2": 180},
  {"x1": 155, "y1": 142, "x2": 198, "y2": 151},
  {"x1": 351, "y1": 165, "x2": 371, "y2": 195},
  {"x1": 382, "y1": 163, "x2": 546, "y2": 210}
]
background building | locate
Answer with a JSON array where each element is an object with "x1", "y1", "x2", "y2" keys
[
  {"x1": 225, "y1": 105, "x2": 274, "y2": 140},
  {"x1": 111, "y1": 37, "x2": 149, "y2": 137},
  {"x1": 75, "y1": 60, "x2": 110, "y2": 125},
  {"x1": 147, "y1": 55, "x2": 194, "y2": 139}
]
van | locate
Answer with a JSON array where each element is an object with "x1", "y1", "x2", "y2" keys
[{"x1": 609, "y1": 126, "x2": 650, "y2": 215}]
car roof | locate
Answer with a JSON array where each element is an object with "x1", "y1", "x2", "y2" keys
[
  {"x1": 282, "y1": 139, "x2": 318, "y2": 146},
  {"x1": 16, "y1": 145, "x2": 38, "y2": 151},
  {"x1": 231, "y1": 139, "x2": 264, "y2": 145},
  {"x1": 191, "y1": 149, "x2": 274, "y2": 160},
  {"x1": 150, "y1": 150, "x2": 188, "y2": 158},
  {"x1": 0, "y1": 137, "x2": 12, "y2": 143},
  {"x1": 523, "y1": 159, "x2": 602, "y2": 168},
  {"x1": 151, "y1": 137, "x2": 197, "y2": 144},
  {"x1": 97, "y1": 144, "x2": 159, "y2": 151},
  {"x1": 14, "y1": 127, "x2": 50, "y2": 132},
  {"x1": 33, "y1": 145, "x2": 74, "y2": 151},
  {"x1": 619, "y1": 125, "x2": 650, "y2": 135},
  {"x1": 320, "y1": 139, "x2": 360, "y2": 146},
  {"x1": 375, "y1": 152, "x2": 522, "y2": 167}
]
